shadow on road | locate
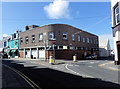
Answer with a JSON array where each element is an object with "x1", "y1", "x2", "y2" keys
[{"x1": 2, "y1": 60, "x2": 120, "y2": 89}]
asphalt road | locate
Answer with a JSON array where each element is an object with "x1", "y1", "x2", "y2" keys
[
  {"x1": 2, "y1": 59, "x2": 120, "y2": 89},
  {"x1": 67, "y1": 60, "x2": 119, "y2": 84}
]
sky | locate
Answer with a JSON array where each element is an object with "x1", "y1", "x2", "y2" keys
[{"x1": 1, "y1": 0, "x2": 113, "y2": 49}]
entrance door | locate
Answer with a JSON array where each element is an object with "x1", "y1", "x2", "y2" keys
[{"x1": 117, "y1": 44, "x2": 120, "y2": 63}]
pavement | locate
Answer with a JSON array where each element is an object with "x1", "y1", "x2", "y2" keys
[{"x1": 11, "y1": 58, "x2": 120, "y2": 73}]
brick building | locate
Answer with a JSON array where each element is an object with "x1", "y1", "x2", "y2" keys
[
  {"x1": 19, "y1": 24, "x2": 99, "y2": 60},
  {"x1": 111, "y1": 0, "x2": 120, "y2": 65}
]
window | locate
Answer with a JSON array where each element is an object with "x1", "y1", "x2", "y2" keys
[
  {"x1": 63, "y1": 32, "x2": 67, "y2": 40},
  {"x1": 72, "y1": 34, "x2": 74, "y2": 41},
  {"x1": 83, "y1": 37, "x2": 85, "y2": 43},
  {"x1": 32, "y1": 35, "x2": 35, "y2": 43},
  {"x1": 59, "y1": 46, "x2": 63, "y2": 49},
  {"x1": 78, "y1": 35, "x2": 80, "y2": 42},
  {"x1": 49, "y1": 32, "x2": 54, "y2": 40},
  {"x1": 25, "y1": 36, "x2": 29, "y2": 44},
  {"x1": 91, "y1": 40, "x2": 92, "y2": 44},
  {"x1": 20, "y1": 38, "x2": 23, "y2": 45},
  {"x1": 94, "y1": 40, "x2": 96, "y2": 44},
  {"x1": 39, "y1": 33, "x2": 43, "y2": 41},
  {"x1": 115, "y1": 7, "x2": 119, "y2": 24},
  {"x1": 87, "y1": 38, "x2": 89, "y2": 43}
]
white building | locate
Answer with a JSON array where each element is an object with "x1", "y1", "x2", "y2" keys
[
  {"x1": 99, "y1": 39, "x2": 111, "y2": 57},
  {"x1": 111, "y1": 0, "x2": 120, "y2": 65}
]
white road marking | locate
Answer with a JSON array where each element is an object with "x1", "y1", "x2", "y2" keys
[
  {"x1": 65, "y1": 64, "x2": 94, "y2": 78},
  {"x1": 90, "y1": 62, "x2": 94, "y2": 64},
  {"x1": 74, "y1": 65, "x2": 79, "y2": 67},
  {"x1": 88, "y1": 66, "x2": 92, "y2": 68},
  {"x1": 68, "y1": 65, "x2": 73, "y2": 66}
]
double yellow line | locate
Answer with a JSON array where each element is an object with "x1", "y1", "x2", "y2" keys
[
  {"x1": 3, "y1": 64, "x2": 41, "y2": 89},
  {"x1": 98, "y1": 61, "x2": 120, "y2": 72}
]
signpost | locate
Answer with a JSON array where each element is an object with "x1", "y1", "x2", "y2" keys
[{"x1": 52, "y1": 39, "x2": 56, "y2": 63}]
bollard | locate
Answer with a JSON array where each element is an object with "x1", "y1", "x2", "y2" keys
[
  {"x1": 73, "y1": 55, "x2": 77, "y2": 62},
  {"x1": 49, "y1": 56, "x2": 54, "y2": 64}
]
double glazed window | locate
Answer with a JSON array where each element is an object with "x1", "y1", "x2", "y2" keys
[
  {"x1": 32, "y1": 35, "x2": 35, "y2": 43},
  {"x1": 20, "y1": 38, "x2": 23, "y2": 45},
  {"x1": 39, "y1": 33, "x2": 43, "y2": 41},
  {"x1": 115, "y1": 7, "x2": 119, "y2": 25},
  {"x1": 63, "y1": 32, "x2": 67, "y2": 40},
  {"x1": 25, "y1": 36, "x2": 29, "y2": 44},
  {"x1": 83, "y1": 37, "x2": 85, "y2": 43},
  {"x1": 78, "y1": 35, "x2": 80, "y2": 42},
  {"x1": 72, "y1": 34, "x2": 74, "y2": 41},
  {"x1": 49, "y1": 32, "x2": 54, "y2": 40},
  {"x1": 87, "y1": 38, "x2": 89, "y2": 43}
]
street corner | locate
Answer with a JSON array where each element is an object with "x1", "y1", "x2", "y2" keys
[{"x1": 98, "y1": 61, "x2": 120, "y2": 72}]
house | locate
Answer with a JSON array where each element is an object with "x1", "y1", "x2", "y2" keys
[
  {"x1": 111, "y1": 0, "x2": 120, "y2": 65},
  {"x1": 7, "y1": 30, "x2": 21, "y2": 58},
  {"x1": 99, "y1": 39, "x2": 111, "y2": 57},
  {"x1": 19, "y1": 24, "x2": 99, "y2": 60}
]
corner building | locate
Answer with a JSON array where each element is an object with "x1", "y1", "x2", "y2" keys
[{"x1": 19, "y1": 24, "x2": 99, "y2": 60}]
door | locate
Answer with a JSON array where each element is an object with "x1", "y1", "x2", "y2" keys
[
  {"x1": 39, "y1": 50, "x2": 45, "y2": 59},
  {"x1": 26, "y1": 50, "x2": 30, "y2": 58},
  {"x1": 117, "y1": 44, "x2": 120, "y2": 63},
  {"x1": 32, "y1": 50, "x2": 37, "y2": 59}
]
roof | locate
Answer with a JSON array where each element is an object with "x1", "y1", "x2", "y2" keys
[{"x1": 22, "y1": 24, "x2": 98, "y2": 37}]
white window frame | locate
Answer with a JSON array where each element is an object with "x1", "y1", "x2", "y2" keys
[
  {"x1": 32, "y1": 35, "x2": 35, "y2": 43},
  {"x1": 87, "y1": 38, "x2": 89, "y2": 43},
  {"x1": 72, "y1": 34, "x2": 74, "y2": 41},
  {"x1": 25, "y1": 36, "x2": 29, "y2": 44},
  {"x1": 83, "y1": 37, "x2": 85, "y2": 43},
  {"x1": 20, "y1": 38, "x2": 23, "y2": 45},
  {"x1": 78, "y1": 35, "x2": 80, "y2": 42},
  {"x1": 115, "y1": 6, "x2": 119, "y2": 25},
  {"x1": 39, "y1": 33, "x2": 43, "y2": 41},
  {"x1": 49, "y1": 32, "x2": 54, "y2": 40},
  {"x1": 91, "y1": 40, "x2": 92, "y2": 44},
  {"x1": 63, "y1": 32, "x2": 67, "y2": 40}
]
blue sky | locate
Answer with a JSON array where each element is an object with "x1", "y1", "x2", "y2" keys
[{"x1": 2, "y1": 1, "x2": 113, "y2": 49}]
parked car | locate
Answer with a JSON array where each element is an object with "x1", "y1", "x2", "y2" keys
[{"x1": 85, "y1": 54, "x2": 97, "y2": 59}]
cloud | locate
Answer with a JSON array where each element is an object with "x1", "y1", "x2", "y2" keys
[
  {"x1": 44, "y1": 0, "x2": 70, "y2": 19},
  {"x1": 3, "y1": 34, "x2": 8, "y2": 38}
]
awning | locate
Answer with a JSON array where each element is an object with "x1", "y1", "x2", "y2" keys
[
  {"x1": 11, "y1": 50, "x2": 17, "y2": 53},
  {"x1": 4, "y1": 50, "x2": 11, "y2": 53}
]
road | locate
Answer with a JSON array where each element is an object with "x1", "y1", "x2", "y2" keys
[{"x1": 2, "y1": 58, "x2": 120, "y2": 89}]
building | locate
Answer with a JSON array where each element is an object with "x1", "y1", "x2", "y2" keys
[
  {"x1": 99, "y1": 39, "x2": 111, "y2": 57},
  {"x1": 111, "y1": 0, "x2": 120, "y2": 65},
  {"x1": 7, "y1": 30, "x2": 21, "y2": 58},
  {"x1": 19, "y1": 24, "x2": 99, "y2": 60}
]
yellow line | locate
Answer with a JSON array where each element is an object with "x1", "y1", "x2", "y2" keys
[
  {"x1": 98, "y1": 61, "x2": 114, "y2": 67},
  {"x1": 3, "y1": 64, "x2": 41, "y2": 89},
  {"x1": 98, "y1": 61, "x2": 120, "y2": 72}
]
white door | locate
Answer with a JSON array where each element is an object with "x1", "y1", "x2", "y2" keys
[
  {"x1": 32, "y1": 50, "x2": 37, "y2": 59},
  {"x1": 26, "y1": 50, "x2": 30, "y2": 58},
  {"x1": 39, "y1": 50, "x2": 45, "y2": 59}
]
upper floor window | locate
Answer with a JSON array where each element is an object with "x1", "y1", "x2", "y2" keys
[
  {"x1": 78, "y1": 35, "x2": 80, "y2": 42},
  {"x1": 87, "y1": 38, "x2": 89, "y2": 43},
  {"x1": 32, "y1": 35, "x2": 35, "y2": 43},
  {"x1": 83, "y1": 37, "x2": 85, "y2": 43},
  {"x1": 91, "y1": 40, "x2": 93, "y2": 44},
  {"x1": 49, "y1": 32, "x2": 54, "y2": 40},
  {"x1": 72, "y1": 34, "x2": 74, "y2": 41},
  {"x1": 39, "y1": 33, "x2": 43, "y2": 41},
  {"x1": 20, "y1": 38, "x2": 23, "y2": 45},
  {"x1": 115, "y1": 7, "x2": 119, "y2": 25},
  {"x1": 94, "y1": 40, "x2": 96, "y2": 44},
  {"x1": 63, "y1": 32, "x2": 67, "y2": 40},
  {"x1": 25, "y1": 36, "x2": 29, "y2": 44}
]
